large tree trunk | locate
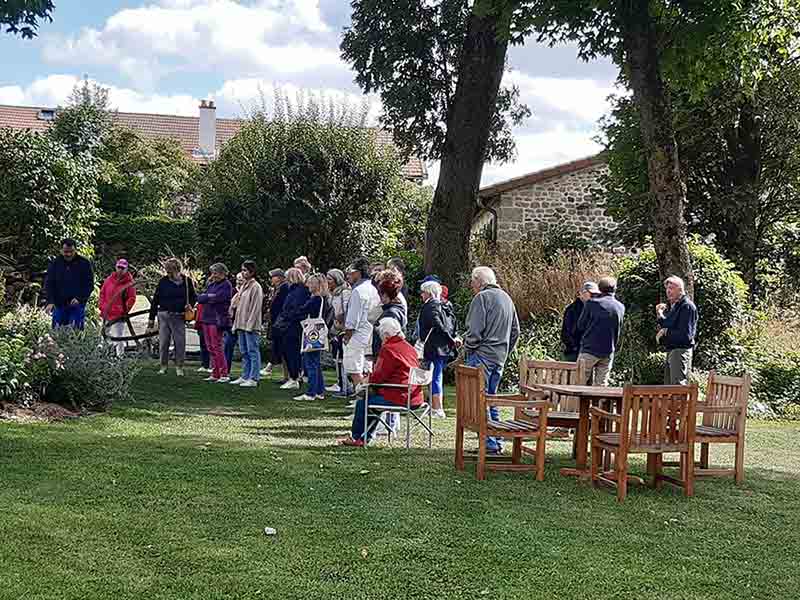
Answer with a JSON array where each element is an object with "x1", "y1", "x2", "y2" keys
[
  {"x1": 620, "y1": 0, "x2": 694, "y2": 296},
  {"x1": 424, "y1": 5, "x2": 510, "y2": 285}
]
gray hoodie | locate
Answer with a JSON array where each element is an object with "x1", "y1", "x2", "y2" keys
[{"x1": 464, "y1": 284, "x2": 520, "y2": 367}]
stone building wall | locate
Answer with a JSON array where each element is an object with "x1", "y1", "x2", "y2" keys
[{"x1": 476, "y1": 163, "x2": 616, "y2": 244}]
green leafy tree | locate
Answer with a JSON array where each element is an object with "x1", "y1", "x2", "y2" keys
[
  {"x1": 523, "y1": 0, "x2": 798, "y2": 296},
  {"x1": 1, "y1": 0, "x2": 53, "y2": 38},
  {"x1": 600, "y1": 57, "x2": 800, "y2": 299},
  {"x1": 0, "y1": 128, "x2": 99, "y2": 268},
  {"x1": 195, "y1": 95, "x2": 407, "y2": 271},
  {"x1": 342, "y1": 0, "x2": 529, "y2": 284},
  {"x1": 96, "y1": 127, "x2": 199, "y2": 216},
  {"x1": 50, "y1": 76, "x2": 112, "y2": 155}
]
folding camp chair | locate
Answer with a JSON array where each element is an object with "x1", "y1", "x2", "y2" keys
[{"x1": 364, "y1": 366, "x2": 434, "y2": 449}]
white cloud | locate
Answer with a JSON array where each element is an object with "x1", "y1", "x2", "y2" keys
[{"x1": 42, "y1": 0, "x2": 344, "y2": 88}]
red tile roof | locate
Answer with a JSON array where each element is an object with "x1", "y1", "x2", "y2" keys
[
  {"x1": 0, "y1": 104, "x2": 427, "y2": 180},
  {"x1": 478, "y1": 154, "x2": 606, "y2": 199}
]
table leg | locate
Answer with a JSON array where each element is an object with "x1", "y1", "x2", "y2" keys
[{"x1": 560, "y1": 398, "x2": 590, "y2": 478}]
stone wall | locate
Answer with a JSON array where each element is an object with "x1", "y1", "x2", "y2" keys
[{"x1": 476, "y1": 163, "x2": 616, "y2": 244}]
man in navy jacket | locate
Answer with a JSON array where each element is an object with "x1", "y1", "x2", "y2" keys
[
  {"x1": 561, "y1": 281, "x2": 599, "y2": 362},
  {"x1": 656, "y1": 276, "x2": 698, "y2": 385},
  {"x1": 45, "y1": 239, "x2": 94, "y2": 330},
  {"x1": 576, "y1": 277, "x2": 625, "y2": 385}
]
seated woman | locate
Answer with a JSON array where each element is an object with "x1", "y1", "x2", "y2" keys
[{"x1": 339, "y1": 318, "x2": 423, "y2": 447}]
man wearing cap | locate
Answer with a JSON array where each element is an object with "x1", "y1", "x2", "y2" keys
[
  {"x1": 266, "y1": 269, "x2": 290, "y2": 381},
  {"x1": 576, "y1": 276, "x2": 625, "y2": 386},
  {"x1": 343, "y1": 257, "x2": 381, "y2": 392},
  {"x1": 45, "y1": 238, "x2": 94, "y2": 330},
  {"x1": 561, "y1": 282, "x2": 599, "y2": 362},
  {"x1": 99, "y1": 259, "x2": 137, "y2": 356},
  {"x1": 656, "y1": 276, "x2": 698, "y2": 385}
]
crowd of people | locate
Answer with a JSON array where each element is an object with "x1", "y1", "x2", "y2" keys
[{"x1": 44, "y1": 237, "x2": 700, "y2": 450}]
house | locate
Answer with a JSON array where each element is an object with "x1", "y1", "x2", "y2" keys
[
  {"x1": 473, "y1": 154, "x2": 616, "y2": 244},
  {"x1": 0, "y1": 101, "x2": 428, "y2": 182}
]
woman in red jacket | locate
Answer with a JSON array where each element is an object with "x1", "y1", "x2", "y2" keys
[
  {"x1": 339, "y1": 317, "x2": 423, "y2": 446},
  {"x1": 99, "y1": 259, "x2": 137, "y2": 357}
]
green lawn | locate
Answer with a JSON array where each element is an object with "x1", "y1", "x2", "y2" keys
[{"x1": 1, "y1": 364, "x2": 799, "y2": 600}]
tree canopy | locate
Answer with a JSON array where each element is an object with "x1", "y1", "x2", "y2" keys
[{"x1": 1, "y1": 0, "x2": 53, "y2": 38}]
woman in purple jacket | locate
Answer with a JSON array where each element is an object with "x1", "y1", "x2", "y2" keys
[{"x1": 197, "y1": 263, "x2": 234, "y2": 382}]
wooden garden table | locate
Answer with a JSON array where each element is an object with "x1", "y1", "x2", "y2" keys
[{"x1": 528, "y1": 383, "x2": 623, "y2": 478}]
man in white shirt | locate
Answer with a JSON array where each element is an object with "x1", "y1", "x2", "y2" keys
[{"x1": 343, "y1": 257, "x2": 381, "y2": 389}]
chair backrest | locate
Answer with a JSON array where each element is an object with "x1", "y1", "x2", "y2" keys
[
  {"x1": 704, "y1": 371, "x2": 750, "y2": 431},
  {"x1": 620, "y1": 384, "x2": 698, "y2": 450},
  {"x1": 519, "y1": 358, "x2": 583, "y2": 412},
  {"x1": 455, "y1": 365, "x2": 485, "y2": 430}
]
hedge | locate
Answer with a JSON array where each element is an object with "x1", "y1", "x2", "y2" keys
[{"x1": 94, "y1": 215, "x2": 198, "y2": 268}]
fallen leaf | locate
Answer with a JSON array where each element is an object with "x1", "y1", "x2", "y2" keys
[
  {"x1": 361, "y1": 548, "x2": 368, "y2": 559},
  {"x1": 263, "y1": 527, "x2": 277, "y2": 536},
  {"x1": 359, "y1": 469, "x2": 370, "y2": 475}
]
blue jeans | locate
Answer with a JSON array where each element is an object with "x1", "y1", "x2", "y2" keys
[
  {"x1": 224, "y1": 330, "x2": 236, "y2": 372},
  {"x1": 238, "y1": 331, "x2": 261, "y2": 381},
  {"x1": 352, "y1": 394, "x2": 397, "y2": 442},
  {"x1": 302, "y1": 351, "x2": 325, "y2": 396},
  {"x1": 52, "y1": 304, "x2": 86, "y2": 330},
  {"x1": 430, "y1": 356, "x2": 447, "y2": 396},
  {"x1": 465, "y1": 353, "x2": 504, "y2": 452}
]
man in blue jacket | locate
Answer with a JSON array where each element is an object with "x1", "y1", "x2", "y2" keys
[
  {"x1": 656, "y1": 276, "x2": 698, "y2": 385},
  {"x1": 577, "y1": 277, "x2": 625, "y2": 386},
  {"x1": 561, "y1": 281, "x2": 599, "y2": 362},
  {"x1": 45, "y1": 239, "x2": 94, "y2": 330}
]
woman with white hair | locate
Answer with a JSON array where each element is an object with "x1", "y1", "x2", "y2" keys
[
  {"x1": 338, "y1": 317, "x2": 423, "y2": 447},
  {"x1": 418, "y1": 280, "x2": 458, "y2": 418}
]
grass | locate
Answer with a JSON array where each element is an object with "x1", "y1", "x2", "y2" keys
[{"x1": 1, "y1": 364, "x2": 799, "y2": 600}]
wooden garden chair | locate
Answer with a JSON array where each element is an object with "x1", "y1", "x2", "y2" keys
[
  {"x1": 696, "y1": 371, "x2": 750, "y2": 483},
  {"x1": 591, "y1": 384, "x2": 698, "y2": 502},
  {"x1": 518, "y1": 358, "x2": 584, "y2": 454},
  {"x1": 455, "y1": 365, "x2": 550, "y2": 481}
]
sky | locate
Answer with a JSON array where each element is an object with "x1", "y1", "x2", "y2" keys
[{"x1": 0, "y1": 0, "x2": 621, "y2": 186}]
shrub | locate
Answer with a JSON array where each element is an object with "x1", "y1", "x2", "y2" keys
[
  {"x1": 0, "y1": 128, "x2": 100, "y2": 269},
  {"x1": 94, "y1": 215, "x2": 198, "y2": 269},
  {"x1": 0, "y1": 334, "x2": 31, "y2": 401},
  {"x1": 499, "y1": 314, "x2": 562, "y2": 391},
  {"x1": 616, "y1": 240, "x2": 750, "y2": 372},
  {"x1": 751, "y1": 352, "x2": 800, "y2": 419},
  {"x1": 0, "y1": 305, "x2": 51, "y2": 344}
]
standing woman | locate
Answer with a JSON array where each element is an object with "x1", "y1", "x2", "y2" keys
[
  {"x1": 326, "y1": 269, "x2": 352, "y2": 395},
  {"x1": 230, "y1": 261, "x2": 264, "y2": 388},
  {"x1": 197, "y1": 263, "x2": 234, "y2": 383},
  {"x1": 99, "y1": 258, "x2": 137, "y2": 357},
  {"x1": 372, "y1": 270, "x2": 407, "y2": 356},
  {"x1": 293, "y1": 273, "x2": 331, "y2": 401},
  {"x1": 148, "y1": 258, "x2": 197, "y2": 376},
  {"x1": 274, "y1": 268, "x2": 310, "y2": 390},
  {"x1": 419, "y1": 280, "x2": 457, "y2": 418},
  {"x1": 224, "y1": 271, "x2": 245, "y2": 374}
]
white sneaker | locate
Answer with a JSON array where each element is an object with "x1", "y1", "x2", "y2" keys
[
  {"x1": 293, "y1": 393, "x2": 313, "y2": 401},
  {"x1": 325, "y1": 384, "x2": 341, "y2": 393},
  {"x1": 217, "y1": 377, "x2": 231, "y2": 383},
  {"x1": 204, "y1": 376, "x2": 219, "y2": 382},
  {"x1": 240, "y1": 380, "x2": 258, "y2": 388},
  {"x1": 196, "y1": 367, "x2": 207, "y2": 373},
  {"x1": 229, "y1": 377, "x2": 245, "y2": 385},
  {"x1": 158, "y1": 367, "x2": 167, "y2": 375},
  {"x1": 176, "y1": 368, "x2": 184, "y2": 377},
  {"x1": 260, "y1": 367, "x2": 272, "y2": 377},
  {"x1": 280, "y1": 379, "x2": 300, "y2": 390},
  {"x1": 431, "y1": 409, "x2": 447, "y2": 419},
  {"x1": 315, "y1": 394, "x2": 326, "y2": 401}
]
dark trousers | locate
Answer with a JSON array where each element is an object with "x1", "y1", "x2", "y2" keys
[
  {"x1": 198, "y1": 328, "x2": 210, "y2": 368},
  {"x1": 224, "y1": 329, "x2": 236, "y2": 371},
  {"x1": 284, "y1": 335, "x2": 301, "y2": 380}
]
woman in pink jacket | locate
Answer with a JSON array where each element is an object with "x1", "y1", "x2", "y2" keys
[{"x1": 99, "y1": 259, "x2": 137, "y2": 357}]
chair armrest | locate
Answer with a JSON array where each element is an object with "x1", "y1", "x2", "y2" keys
[
  {"x1": 589, "y1": 407, "x2": 620, "y2": 422},
  {"x1": 696, "y1": 404, "x2": 744, "y2": 414},
  {"x1": 488, "y1": 396, "x2": 551, "y2": 410}
]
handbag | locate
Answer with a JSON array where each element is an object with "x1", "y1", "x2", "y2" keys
[
  {"x1": 183, "y1": 275, "x2": 196, "y2": 322},
  {"x1": 414, "y1": 329, "x2": 432, "y2": 360},
  {"x1": 301, "y1": 298, "x2": 329, "y2": 353}
]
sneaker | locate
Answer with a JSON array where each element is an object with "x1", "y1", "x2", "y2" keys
[
  {"x1": 325, "y1": 383, "x2": 341, "y2": 393},
  {"x1": 431, "y1": 409, "x2": 447, "y2": 419},
  {"x1": 240, "y1": 380, "x2": 258, "y2": 388},
  {"x1": 293, "y1": 393, "x2": 313, "y2": 401},
  {"x1": 260, "y1": 367, "x2": 272, "y2": 377},
  {"x1": 196, "y1": 367, "x2": 207, "y2": 373},
  {"x1": 315, "y1": 395, "x2": 326, "y2": 401},
  {"x1": 158, "y1": 367, "x2": 167, "y2": 375},
  {"x1": 229, "y1": 377, "x2": 245, "y2": 385},
  {"x1": 176, "y1": 368, "x2": 185, "y2": 377},
  {"x1": 217, "y1": 377, "x2": 231, "y2": 383},
  {"x1": 280, "y1": 379, "x2": 300, "y2": 390},
  {"x1": 204, "y1": 376, "x2": 219, "y2": 382}
]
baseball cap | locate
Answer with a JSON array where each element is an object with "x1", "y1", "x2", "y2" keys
[
  {"x1": 581, "y1": 281, "x2": 600, "y2": 294},
  {"x1": 268, "y1": 268, "x2": 285, "y2": 278},
  {"x1": 421, "y1": 274, "x2": 441, "y2": 284},
  {"x1": 116, "y1": 259, "x2": 129, "y2": 269}
]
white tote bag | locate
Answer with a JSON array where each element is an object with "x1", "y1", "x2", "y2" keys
[
  {"x1": 414, "y1": 329, "x2": 432, "y2": 360},
  {"x1": 301, "y1": 298, "x2": 329, "y2": 353}
]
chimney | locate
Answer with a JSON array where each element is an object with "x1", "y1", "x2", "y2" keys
[{"x1": 198, "y1": 99, "x2": 216, "y2": 158}]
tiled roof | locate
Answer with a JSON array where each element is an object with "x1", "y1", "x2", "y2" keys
[
  {"x1": 478, "y1": 154, "x2": 606, "y2": 199},
  {"x1": 0, "y1": 104, "x2": 427, "y2": 180}
]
